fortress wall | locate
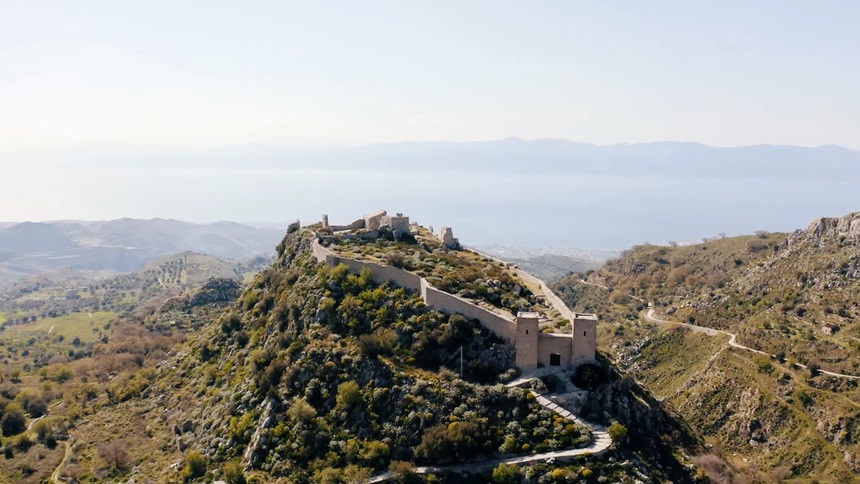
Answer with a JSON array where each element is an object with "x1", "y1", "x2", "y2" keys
[
  {"x1": 513, "y1": 268, "x2": 576, "y2": 322},
  {"x1": 340, "y1": 258, "x2": 423, "y2": 292},
  {"x1": 538, "y1": 333, "x2": 574, "y2": 368},
  {"x1": 312, "y1": 238, "x2": 593, "y2": 368},
  {"x1": 467, "y1": 247, "x2": 578, "y2": 322},
  {"x1": 423, "y1": 285, "x2": 517, "y2": 341},
  {"x1": 328, "y1": 219, "x2": 366, "y2": 232},
  {"x1": 312, "y1": 239, "x2": 421, "y2": 291},
  {"x1": 572, "y1": 316, "x2": 598, "y2": 363},
  {"x1": 312, "y1": 239, "x2": 335, "y2": 263}
]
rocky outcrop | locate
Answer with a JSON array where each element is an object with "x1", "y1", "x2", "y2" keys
[{"x1": 804, "y1": 213, "x2": 860, "y2": 240}]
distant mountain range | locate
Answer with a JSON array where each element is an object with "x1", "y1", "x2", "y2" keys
[
  {"x1": 0, "y1": 219, "x2": 284, "y2": 286},
  {"x1": 42, "y1": 138, "x2": 860, "y2": 181}
]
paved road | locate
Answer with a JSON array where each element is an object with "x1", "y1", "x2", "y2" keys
[{"x1": 644, "y1": 308, "x2": 860, "y2": 380}]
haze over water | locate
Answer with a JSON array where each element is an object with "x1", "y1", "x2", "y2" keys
[{"x1": 6, "y1": 162, "x2": 855, "y2": 250}]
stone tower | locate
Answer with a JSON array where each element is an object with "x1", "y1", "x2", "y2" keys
[
  {"x1": 322, "y1": 214, "x2": 329, "y2": 229},
  {"x1": 515, "y1": 312, "x2": 540, "y2": 371},
  {"x1": 572, "y1": 313, "x2": 597, "y2": 363}
]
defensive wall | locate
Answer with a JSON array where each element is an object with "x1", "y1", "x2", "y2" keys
[
  {"x1": 422, "y1": 283, "x2": 516, "y2": 341},
  {"x1": 311, "y1": 238, "x2": 595, "y2": 370}
]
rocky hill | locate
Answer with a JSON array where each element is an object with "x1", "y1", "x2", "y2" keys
[
  {"x1": 554, "y1": 212, "x2": 860, "y2": 481},
  {"x1": 0, "y1": 224, "x2": 721, "y2": 483}
]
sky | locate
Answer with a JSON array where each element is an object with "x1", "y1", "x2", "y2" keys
[
  {"x1": 2, "y1": 0, "x2": 860, "y2": 152},
  {"x1": 2, "y1": 1, "x2": 860, "y2": 245}
]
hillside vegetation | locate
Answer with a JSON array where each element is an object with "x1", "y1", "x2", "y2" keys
[
  {"x1": 0, "y1": 225, "x2": 719, "y2": 483},
  {"x1": 554, "y1": 212, "x2": 860, "y2": 481},
  {"x1": 0, "y1": 219, "x2": 282, "y2": 287}
]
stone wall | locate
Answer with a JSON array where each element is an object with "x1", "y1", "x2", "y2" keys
[
  {"x1": 312, "y1": 238, "x2": 335, "y2": 262},
  {"x1": 333, "y1": 257, "x2": 423, "y2": 292},
  {"x1": 311, "y1": 238, "x2": 596, "y2": 370},
  {"x1": 515, "y1": 313, "x2": 539, "y2": 371},
  {"x1": 422, "y1": 283, "x2": 516, "y2": 341},
  {"x1": 513, "y1": 268, "x2": 576, "y2": 322},
  {"x1": 538, "y1": 333, "x2": 574, "y2": 368},
  {"x1": 572, "y1": 314, "x2": 598, "y2": 363}
]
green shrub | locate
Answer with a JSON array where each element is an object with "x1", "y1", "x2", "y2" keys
[
  {"x1": 0, "y1": 404, "x2": 25, "y2": 437},
  {"x1": 491, "y1": 463, "x2": 521, "y2": 484},
  {"x1": 222, "y1": 460, "x2": 246, "y2": 484},
  {"x1": 180, "y1": 451, "x2": 206, "y2": 481},
  {"x1": 608, "y1": 421, "x2": 628, "y2": 442}
]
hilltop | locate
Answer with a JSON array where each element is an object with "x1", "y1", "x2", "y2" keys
[
  {"x1": 0, "y1": 217, "x2": 723, "y2": 483},
  {"x1": 554, "y1": 212, "x2": 860, "y2": 481}
]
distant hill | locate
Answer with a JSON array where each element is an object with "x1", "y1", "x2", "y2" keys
[
  {"x1": 0, "y1": 219, "x2": 284, "y2": 286},
  {"x1": 472, "y1": 245, "x2": 619, "y2": 281}
]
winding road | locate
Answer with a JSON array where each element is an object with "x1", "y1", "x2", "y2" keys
[
  {"x1": 51, "y1": 439, "x2": 72, "y2": 484},
  {"x1": 644, "y1": 307, "x2": 860, "y2": 380},
  {"x1": 368, "y1": 383, "x2": 612, "y2": 482}
]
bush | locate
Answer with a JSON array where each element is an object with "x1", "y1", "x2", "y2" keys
[
  {"x1": 336, "y1": 381, "x2": 362, "y2": 410},
  {"x1": 608, "y1": 421, "x2": 628, "y2": 443},
  {"x1": 32, "y1": 418, "x2": 54, "y2": 442},
  {"x1": 181, "y1": 451, "x2": 206, "y2": 481},
  {"x1": 414, "y1": 419, "x2": 491, "y2": 464},
  {"x1": 98, "y1": 440, "x2": 129, "y2": 470},
  {"x1": 491, "y1": 463, "x2": 521, "y2": 484},
  {"x1": 388, "y1": 461, "x2": 420, "y2": 484},
  {"x1": 0, "y1": 404, "x2": 25, "y2": 437},
  {"x1": 754, "y1": 355, "x2": 774, "y2": 375},
  {"x1": 222, "y1": 460, "x2": 246, "y2": 484}
]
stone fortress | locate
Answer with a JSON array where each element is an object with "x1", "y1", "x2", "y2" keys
[{"x1": 312, "y1": 210, "x2": 597, "y2": 372}]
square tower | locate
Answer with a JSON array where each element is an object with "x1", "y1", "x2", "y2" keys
[
  {"x1": 572, "y1": 313, "x2": 597, "y2": 363},
  {"x1": 515, "y1": 312, "x2": 540, "y2": 371}
]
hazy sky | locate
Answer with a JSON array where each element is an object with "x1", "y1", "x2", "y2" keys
[{"x1": 3, "y1": 0, "x2": 860, "y2": 152}]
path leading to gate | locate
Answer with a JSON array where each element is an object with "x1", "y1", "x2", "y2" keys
[{"x1": 368, "y1": 375, "x2": 612, "y2": 483}]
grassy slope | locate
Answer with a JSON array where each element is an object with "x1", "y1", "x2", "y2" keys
[
  {"x1": 2, "y1": 311, "x2": 116, "y2": 344},
  {"x1": 557, "y1": 218, "x2": 860, "y2": 480}
]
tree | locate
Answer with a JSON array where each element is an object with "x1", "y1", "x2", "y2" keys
[
  {"x1": 668, "y1": 240, "x2": 678, "y2": 247},
  {"x1": 32, "y1": 417, "x2": 55, "y2": 442},
  {"x1": 98, "y1": 439, "x2": 130, "y2": 470},
  {"x1": 0, "y1": 404, "x2": 26, "y2": 437},
  {"x1": 608, "y1": 421, "x2": 628, "y2": 443}
]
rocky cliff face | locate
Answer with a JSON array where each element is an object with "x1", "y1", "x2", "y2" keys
[{"x1": 802, "y1": 212, "x2": 860, "y2": 241}]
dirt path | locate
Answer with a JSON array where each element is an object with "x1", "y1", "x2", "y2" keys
[
  {"x1": 47, "y1": 324, "x2": 55, "y2": 334},
  {"x1": 51, "y1": 438, "x2": 72, "y2": 484},
  {"x1": 644, "y1": 308, "x2": 860, "y2": 380}
]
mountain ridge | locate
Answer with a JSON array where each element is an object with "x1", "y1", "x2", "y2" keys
[{"x1": 0, "y1": 219, "x2": 284, "y2": 287}]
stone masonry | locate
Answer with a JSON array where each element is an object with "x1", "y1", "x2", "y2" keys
[{"x1": 311, "y1": 212, "x2": 597, "y2": 370}]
